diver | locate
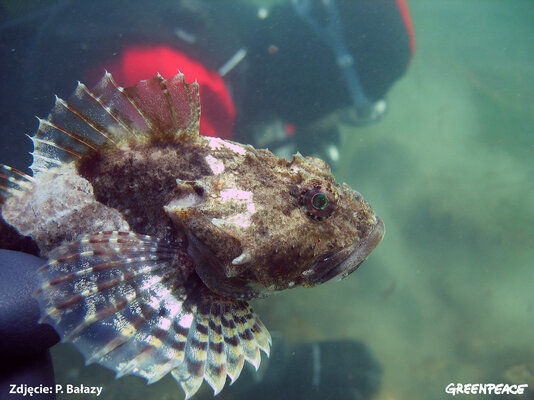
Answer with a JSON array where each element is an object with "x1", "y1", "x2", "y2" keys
[
  {"x1": 0, "y1": 0, "x2": 414, "y2": 169},
  {"x1": 0, "y1": 0, "x2": 413, "y2": 398}
]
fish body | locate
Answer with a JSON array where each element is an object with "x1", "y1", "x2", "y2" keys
[{"x1": 0, "y1": 73, "x2": 384, "y2": 398}]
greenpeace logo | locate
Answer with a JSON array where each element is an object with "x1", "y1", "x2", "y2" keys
[{"x1": 446, "y1": 383, "x2": 529, "y2": 396}]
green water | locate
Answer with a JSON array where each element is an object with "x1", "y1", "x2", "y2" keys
[
  {"x1": 19, "y1": 0, "x2": 534, "y2": 399},
  {"x1": 333, "y1": 1, "x2": 534, "y2": 398}
]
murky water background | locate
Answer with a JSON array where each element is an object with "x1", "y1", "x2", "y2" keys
[{"x1": 1, "y1": 1, "x2": 533, "y2": 399}]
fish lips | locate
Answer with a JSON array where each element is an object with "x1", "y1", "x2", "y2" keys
[{"x1": 299, "y1": 216, "x2": 385, "y2": 286}]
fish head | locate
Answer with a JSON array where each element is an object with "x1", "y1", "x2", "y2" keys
[{"x1": 165, "y1": 138, "x2": 384, "y2": 299}]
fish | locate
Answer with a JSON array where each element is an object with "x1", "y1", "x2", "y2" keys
[{"x1": 0, "y1": 72, "x2": 384, "y2": 398}]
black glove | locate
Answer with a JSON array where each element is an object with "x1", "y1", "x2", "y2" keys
[{"x1": 0, "y1": 250, "x2": 60, "y2": 400}]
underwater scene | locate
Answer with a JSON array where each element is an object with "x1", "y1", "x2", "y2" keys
[{"x1": 0, "y1": 1, "x2": 533, "y2": 399}]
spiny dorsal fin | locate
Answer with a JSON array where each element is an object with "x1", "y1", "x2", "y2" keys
[
  {"x1": 0, "y1": 164, "x2": 34, "y2": 204},
  {"x1": 30, "y1": 72, "x2": 200, "y2": 177}
]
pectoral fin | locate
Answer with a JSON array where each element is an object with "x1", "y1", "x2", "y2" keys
[{"x1": 34, "y1": 230, "x2": 271, "y2": 398}]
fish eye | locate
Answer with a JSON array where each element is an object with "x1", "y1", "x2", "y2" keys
[{"x1": 302, "y1": 187, "x2": 337, "y2": 218}]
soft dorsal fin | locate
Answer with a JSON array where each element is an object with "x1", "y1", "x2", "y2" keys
[{"x1": 29, "y1": 73, "x2": 200, "y2": 176}]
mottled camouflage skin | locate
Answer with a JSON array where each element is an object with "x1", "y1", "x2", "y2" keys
[{"x1": 74, "y1": 133, "x2": 382, "y2": 300}]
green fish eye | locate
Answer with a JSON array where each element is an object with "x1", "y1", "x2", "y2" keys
[
  {"x1": 301, "y1": 187, "x2": 337, "y2": 218},
  {"x1": 312, "y1": 192, "x2": 329, "y2": 210}
]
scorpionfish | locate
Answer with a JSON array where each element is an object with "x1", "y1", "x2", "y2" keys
[{"x1": 0, "y1": 72, "x2": 384, "y2": 398}]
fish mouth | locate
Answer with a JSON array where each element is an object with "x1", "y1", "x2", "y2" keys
[{"x1": 300, "y1": 216, "x2": 385, "y2": 286}]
